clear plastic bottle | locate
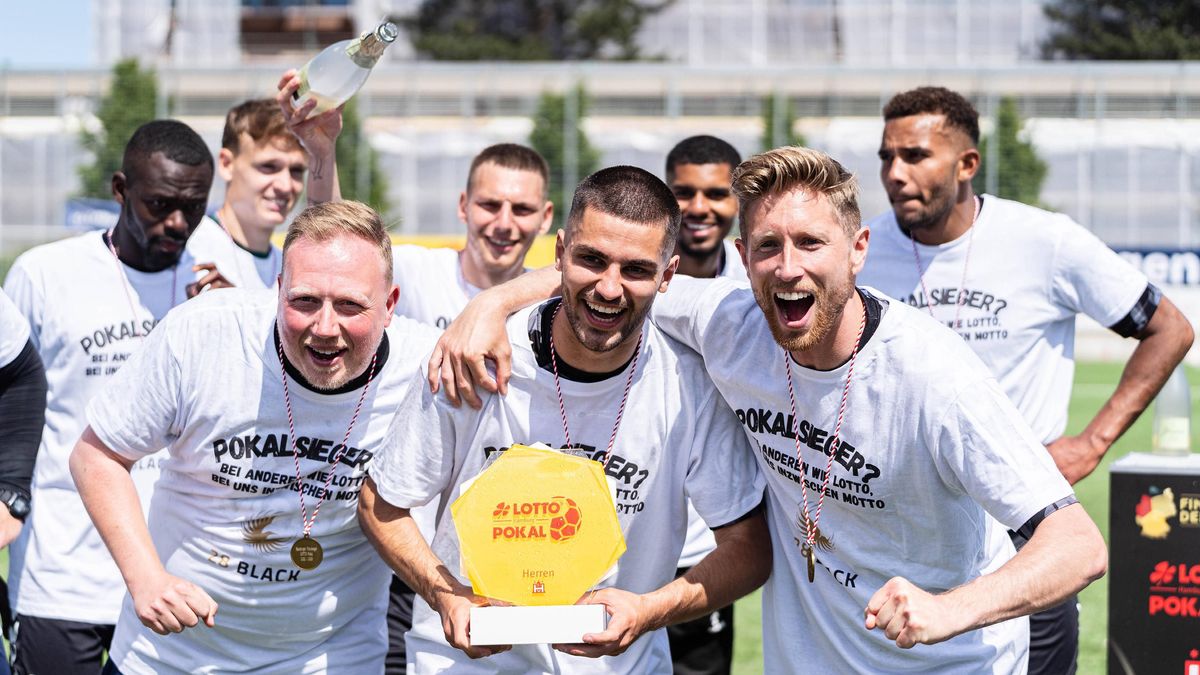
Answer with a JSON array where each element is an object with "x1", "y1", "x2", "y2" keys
[
  {"x1": 291, "y1": 21, "x2": 399, "y2": 118},
  {"x1": 1152, "y1": 365, "x2": 1192, "y2": 456}
]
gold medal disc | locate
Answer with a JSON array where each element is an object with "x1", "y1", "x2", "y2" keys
[{"x1": 291, "y1": 535, "x2": 324, "y2": 570}]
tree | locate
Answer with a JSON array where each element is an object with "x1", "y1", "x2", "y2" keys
[
  {"x1": 1041, "y1": 0, "x2": 1200, "y2": 60},
  {"x1": 409, "y1": 0, "x2": 672, "y2": 61},
  {"x1": 78, "y1": 59, "x2": 158, "y2": 198},
  {"x1": 335, "y1": 98, "x2": 390, "y2": 215},
  {"x1": 759, "y1": 93, "x2": 808, "y2": 152},
  {"x1": 972, "y1": 97, "x2": 1048, "y2": 207},
  {"x1": 528, "y1": 86, "x2": 601, "y2": 231}
]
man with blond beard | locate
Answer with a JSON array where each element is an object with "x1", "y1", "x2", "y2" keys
[{"x1": 428, "y1": 147, "x2": 1108, "y2": 672}]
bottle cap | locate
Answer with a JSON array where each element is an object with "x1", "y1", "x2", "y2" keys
[{"x1": 377, "y1": 22, "x2": 399, "y2": 43}]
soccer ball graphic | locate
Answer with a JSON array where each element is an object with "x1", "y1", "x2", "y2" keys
[{"x1": 549, "y1": 497, "x2": 582, "y2": 541}]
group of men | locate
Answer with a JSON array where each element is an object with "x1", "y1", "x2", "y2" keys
[{"x1": 0, "y1": 80, "x2": 1190, "y2": 675}]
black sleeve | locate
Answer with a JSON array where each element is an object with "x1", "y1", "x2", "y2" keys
[
  {"x1": 1008, "y1": 495, "x2": 1080, "y2": 551},
  {"x1": 0, "y1": 339, "x2": 47, "y2": 498},
  {"x1": 1108, "y1": 283, "x2": 1161, "y2": 339}
]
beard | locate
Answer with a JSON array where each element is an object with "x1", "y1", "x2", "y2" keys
[
  {"x1": 892, "y1": 178, "x2": 957, "y2": 234},
  {"x1": 752, "y1": 273, "x2": 855, "y2": 354},
  {"x1": 560, "y1": 291, "x2": 648, "y2": 355}
]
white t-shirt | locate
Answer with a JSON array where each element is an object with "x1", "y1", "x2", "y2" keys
[
  {"x1": 370, "y1": 300, "x2": 764, "y2": 674},
  {"x1": 87, "y1": 288, "x2": 441, "y2": 675},
  {"x1": 391, "y1": 245, "x2": 480, "y2": 329},
  {"x1": 716, "y1": 239, "x2": 746, "y2": 281},
  {"x1": 677, "y1": 238, "x2": 747, "y2": 568},
  {"x1": 2, "y1": 229, "x2": 222, "y2": 624},
  {"x1": 0, "y1": 288, "x2": 30, "y2": 367},
  {"x1": 859, "y1": 195, "x2": 1149, "y2": 443},
  {"x1": 186, "y1": 217, "x2": 282, "y2": 290},
  {"x1": 652, "y1": 277, "x2": 1074, "y2": 674}
]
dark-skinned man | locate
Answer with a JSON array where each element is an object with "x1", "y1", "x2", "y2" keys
[
  {"x1": 3, "y1": 120, "x2": 233, "y2": 674},
  {"x1": 858, "y1": 86, "x2": 1194, "y2": 675},
  {"x1": 663, "y1": 134, "x2": 745, "y2": 675},
  {"x1": 424, "y1": 147, "x2": 1108, "y2": 673}
]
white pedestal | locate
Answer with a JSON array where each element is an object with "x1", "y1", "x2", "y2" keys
[{"x1": 469, "y1": 605, "x2": 609, "y2": 645}]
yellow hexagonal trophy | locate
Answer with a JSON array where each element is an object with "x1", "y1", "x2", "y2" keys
[{"x1": 451, "y1": 444, "x2": 626, "y2": 644}]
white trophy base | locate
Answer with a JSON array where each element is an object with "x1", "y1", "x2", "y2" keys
[{"x1": 470, "y1": 604, "x2": 609, "y2": 645}]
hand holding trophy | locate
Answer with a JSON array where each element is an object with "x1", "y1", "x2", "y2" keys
[{"x1": 451, "y1": 445, "x2": 626, "y2": 645}]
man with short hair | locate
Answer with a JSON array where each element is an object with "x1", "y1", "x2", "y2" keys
[
  {"x1": 202, "y1": 98, "x2": 305, "y2": 288},
  {"x1": 663, "y1": 134, "x2": 744, "y2": 675},
  {"x1": 392, "y1": 143, "x2": 554, "y2": 329},
  {"x1": 858, "y1": 85, "x2": 1194, "y2": 674},
  {"x1": 292, "y1": 136, "x2": 549, "y2": 667},
  {"x1": 3, "y1": 119, "x2": 225, "y2": 674},
  {"x1": 429, "y1": 147, "x2": 1109, "y2": 673},
  {"x1": 359, "y1": 166, "x2": 769, "y2": 673},
  {"x1": 666, "y1": 135, "x2": 745, "y2": 281},
  {"x1": 70, "y1": 201, "x2": 441, "y2": 673}
]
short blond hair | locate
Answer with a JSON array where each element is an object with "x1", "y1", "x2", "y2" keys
[
  {"x1": 732, "y1": 146, "x2": 861, "y2": 236},
  {"x1": 283, "y1": 201, "x2": 393, "y2": 281}
]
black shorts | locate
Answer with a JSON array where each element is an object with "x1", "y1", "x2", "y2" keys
[
  {"x1": 12, "y1": 614, "x2": 113, "y2": 675},
  {"x1": 1028, "y1": 596, "x2": 1079, "y2": 675},
  {"x1": 386, "y1": 574, "x2": 417, "y2": 673},
  {"x1": 666, "y1": 567, "x2": 734, "y2": 675}
]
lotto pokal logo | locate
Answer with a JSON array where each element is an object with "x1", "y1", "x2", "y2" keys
[
  {"x1": 1148, "y1": 560, "x2": 1200, "y2": 619},
  {"x1": 1152, "y1": 561, "x2": 1178, "y2": 585},
  {"x1": 491, "y1": 496, "x2": 582, "y2": 542}
]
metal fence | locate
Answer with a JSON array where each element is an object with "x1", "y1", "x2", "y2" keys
[{"x1": 2, "y1": 62, "x2": 1200, "y2": 259}]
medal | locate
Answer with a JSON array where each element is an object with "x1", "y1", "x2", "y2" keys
[
  {"x1": 290, "y1": 534, "x2": 324, "y2": 570},
  {"x1": 783, "y1": 299, "x2": 866, "y2": 584},
  {"x1": 278, "y1": 335, "x2": 377, "y2": 569}
]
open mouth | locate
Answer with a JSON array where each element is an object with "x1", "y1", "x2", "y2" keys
[
  {"x1": 582, "y1": 298, "x2": 627, "y2": 329},
  {"x1": 306, "y1": 345, "x2": 346, "y2": 366},
  {"x1": 683, "y1": 220, "x2": 716, "y2": 232},
  {"x1": 774, "y1": 291, "x2": 814, "y2": 325},
  {"x1": 485, "y1": 235, "x2": 520, "y2": 254}
]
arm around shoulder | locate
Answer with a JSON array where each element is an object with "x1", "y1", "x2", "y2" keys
[{"x1": 427, "y1": 265, "x2": 560, "y2": 407}]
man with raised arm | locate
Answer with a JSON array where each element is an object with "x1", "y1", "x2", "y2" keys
[
  {"x1": 428, "y1": 147, "x2": 1107, "y2": 673},
  {"x1": 359, "y1": 165, "x2": 768, "y2": 674},
  {"x1": 70, "y1": 201, "x2": 441, "y2": 673},
  {"x1": 858, "y1": 85, "x2": 1193, "y2": 675}
]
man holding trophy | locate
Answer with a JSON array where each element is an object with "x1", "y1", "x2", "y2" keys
[{"x1": 359, "y1": 165, "x2": 769, "y2": 672}]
